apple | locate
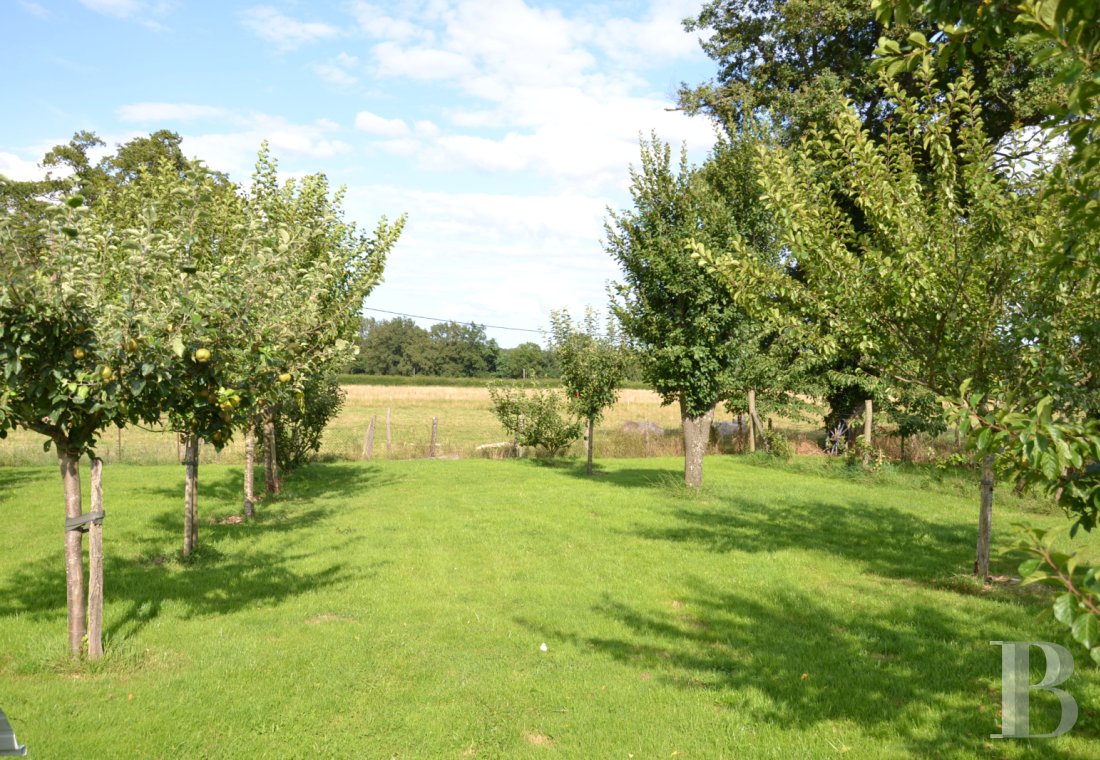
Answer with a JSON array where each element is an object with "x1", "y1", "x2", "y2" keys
[
  {"x1": 278, "y1": 372, "x2": 292, "y2": 384},
  {"x1": 73, "y1": 347, "x2": 86, "y2": 360},
  {"x1": 194, "y1": 348, "x2": 212, "y2": 363},
  {"x1": 125, "y1": 337, "x2": 139, "y2": 353},
  {"x1": 100, "y1": 366, "x2": 114, "y2": 382}
]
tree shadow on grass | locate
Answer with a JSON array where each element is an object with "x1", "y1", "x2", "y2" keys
[
  {"x1": 519, "y1": 578, "x2": 1099, "y2": 758},
  {"x1": 135, "y1": 462, "x2": 400, "y2": 510},
  {"x1": 0, "y1": 463, "x2": 397, "y2": 645},
  {"x1": 632, "y1": 493, "x2": 982, "y2": 582},
  {"x1": 0, "y1": 467, "x2": 54, "y2": 504},
  {"x1": 517, "y1": 459, "x2": 682, "y2": 489}
]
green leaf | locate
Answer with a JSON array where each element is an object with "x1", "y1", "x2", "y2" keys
[
  {"x1": 171, "y1": 335, "x2": 185, "y2": 358},
  {"x1": 1053, "y1": 593, "x2": 1077, "y2": 626},
  {"x1": 1071, "y1": 613, "x2": 1098, "y2": 649}
]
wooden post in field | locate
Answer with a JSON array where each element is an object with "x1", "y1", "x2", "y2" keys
[
  {"x1": 864, "y1": 399, "x2": 873, "y2": 446},
  {"x1": 363, "y1": 416, "x2": 376, "y2": 459},
  {"x1": 429, "y1": 416, "x2": 439, "y2": 458},
  {"x1": 747, "y1": 390, "x2": 757, "y2": 454},
  {"x1": 117, "y1": 427, "x2": 123, "y2": 463},
  {"x1": 87, "y1": 457, "x2": 104, "y2": 659},
  {"x1": 243, "y1": 423, "x2": 255, "y2": 519},
  {"x1": 516, "y1": 413, "x2": 525, "y2": 457},
  {"x1": 386, "y1": 408, "x2": 393, "y2": 457}
]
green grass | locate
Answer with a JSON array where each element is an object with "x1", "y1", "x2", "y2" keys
[{"x1": 1, "y1": 457, "x2": 1098, "y2": 758}]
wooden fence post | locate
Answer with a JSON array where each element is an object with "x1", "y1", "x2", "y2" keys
[
  {"x1": 386, "y1": 408, "x2": 393, "y2": 457},
  {"x1": 864, "y1": 399, "x2": 873, "y2": 447},
  {"x1": 363, "y1": 416, "x2": 376, "y2": 459},
  {"x1": 747, "y1": 390, "x2": 757, "y2": 454},
  {"x1": 429, "y1": 416, "x2": 439, "y2": 458}
]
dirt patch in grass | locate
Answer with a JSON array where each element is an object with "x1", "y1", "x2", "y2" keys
[{"x1": 523, "y1": 731, "x2": 555, "y2": 747}]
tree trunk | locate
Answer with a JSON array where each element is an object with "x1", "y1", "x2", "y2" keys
[
  {"x1": 975, "y1": 453, "x2": 995, "y2": 581},
  {"x1": 748, "y1": 389, "x2": 766, "y2": 452},
  {"x1": 87, "y1": 457, "x2": 104, "y2": 660},
  {"x1": 59, "y1": 447, "x2": 86, "y2": 658},
  {"x1": 681, "y1": 398, "x2": 715, "y2": 488},
  {"x1": 243, "y1": 423, "x2": 255, "y2": 519},
  {"x1": 183, "y1": 434, "x2": 199, "y2": 557},
  {"x1": 263, "y1": 415, "x2": 281, "y2": 495},
  {"x1": 586, "y1": 417, "x2": 595, "y2": 475}
]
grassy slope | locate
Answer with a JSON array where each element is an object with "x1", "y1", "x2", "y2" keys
[{"x1": 1, "y1": 457, "x2": 1098, "y2": 759}]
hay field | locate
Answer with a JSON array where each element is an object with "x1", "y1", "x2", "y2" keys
[{"x1": 1, "y1": 385, "x2": 770, "y2": 466}]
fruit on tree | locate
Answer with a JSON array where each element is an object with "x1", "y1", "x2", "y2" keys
[
  {"x1": 194, "y1": 348, "x2": 212, "y2": 363},
  {"x1": 73, "y1": 347, "x2": 86, "y2": 360},
  {"x1": 100, "y1": 366, "x2": 114, "y2": 382},
  {"x1": 279, "y1": 372, "x2": 292, "y2": 384}
]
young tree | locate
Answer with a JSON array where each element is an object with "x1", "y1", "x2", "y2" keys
[
  {"x1": 607, "y1": 135, "x2": 771, "y2": 487},
  {"x1": 550, "y1": 308, "x2": 627, "y2": 475},
  {"x1": 692, "y1": 62, "x2": 1052, "y2": 577},
  {"x1": 0, "y1": 195, "x2": 168, "y2": 657}
]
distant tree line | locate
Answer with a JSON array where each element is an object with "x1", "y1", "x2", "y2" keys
[{"x1": 345, "y1": 317, "x2": 561, "y2": 379}]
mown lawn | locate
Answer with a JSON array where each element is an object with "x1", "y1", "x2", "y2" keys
[{"x1": 1, "y1": 457, "x2": 1098, "y2": 758}]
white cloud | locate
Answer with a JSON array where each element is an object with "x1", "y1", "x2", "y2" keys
[
  {"x1": 78, "y1": 0, "x2": 171, "y2": 30},
  {"x1": 18, "y1": 1, "x2": 50, "y2": 20},
  {"x1": 117, "y1": 102, "x2": 229, "y2": 122},
  {"x1": 311, "y1": 52, "x2": 361, "y2": 86},
  {"x1": 0, "y1": 152, "x2": 46, "y2": 182},
  {"x1": 355, "y1": 0, "x2": 716, "y2": 193},
  {"x1": 354, "y1": 111, "x2": 410, "y2": 138},
  {"x1": 240, "y1": 5, "x2": 341, "y2": 51},
  {"x1": 344, "y1": 184, "x2": 617, "y2": 344},
  {"x1": 351, "y1": 1, "x2": 432, "y2": 44},
  {"x1": 79, "y1": 0, "x2": 144, "y2": 17}
]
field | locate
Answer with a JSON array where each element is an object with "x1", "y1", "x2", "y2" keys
[
  {"x1": 2, "y1": 453, "x2": 1099, "y2": 758},
  {"x1": 0, "y1": 385, "x2": 794, "y2": 467}
]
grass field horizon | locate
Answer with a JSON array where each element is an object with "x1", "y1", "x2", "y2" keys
[{"x1": 2, "y1": 455, "x2": 1098, "y2": 758}]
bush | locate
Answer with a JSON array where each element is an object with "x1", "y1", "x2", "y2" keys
[
  {"x1": 846, "y1": 436, "x2": 887, "y2": 471},
  {"x1": 487, "y1": 382, "x2": 582, "y2": 457},
  {"x1": 259, "y1": 375, "x2": 346, "y2": 473},
  {"x1": 761, "y1": 429, "x2": 794, "y2": 460}
]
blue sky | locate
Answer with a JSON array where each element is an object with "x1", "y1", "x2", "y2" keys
[{"x1": 1, "y1": 0, "x2": 720, "y2": 347}]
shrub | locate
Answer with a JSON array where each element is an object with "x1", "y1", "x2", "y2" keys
[
  {"x1": 259, "y1": 374, "x2": 346, "y2": 473},
  {"x1": 487, "y1": 382, "x2": 582, "y2": 457},
  {"x1": 761, "y1": 429, "x2": 794, "y2": 460}
]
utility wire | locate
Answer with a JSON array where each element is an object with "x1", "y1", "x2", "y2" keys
[{"x1": 362, "y1": 307, "x2": 544, "y2": 334}]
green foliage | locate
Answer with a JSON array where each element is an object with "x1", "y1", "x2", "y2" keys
[
  {"x1": 693, "y1": 59, "x2": 1049, "y2": 406},
  {"x1": 961, "y1": 390, "x2": 1100, "y2": 533},
  {"x1": 875, "y1": 0, "x2": 1100, "y2": 260},
  {"x1": 420, "y1": 321, "x2": 500, "y2": 378},
  {"x1": 350, "y1": 317, "x2": 430, "y2": 376},
  {"x1": 497, "y1": 341, "x2": 557, "y2": 379},
  {"x1": 846, "y1": 436, "x2": 888, "y2": 470},
  {"x1": 761, "y1": 429, "x2": 795, "y2": 460},
  {"x1": 606, "y1": 135, "x2": 768, "y2": 419},
  {"x1": 1011, "y1": 523, "x2": 1100, "y2": 666},
  {"x1": 684, "y1": 0, "x2": 1054, "y2": 143},
  {"x1": 550, "y1": 308, "x2": 626, "y2": 426},
  {"x1": 257, "y1": 375, "x2": 346, "y2": 474},
  {"x1": 486, "y1": 382, "x2": 582, "y2": 457}
]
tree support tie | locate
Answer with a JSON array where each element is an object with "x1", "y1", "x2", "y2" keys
[{"x1": 64, "y1": 511, "x2": 105, "y2": 532}]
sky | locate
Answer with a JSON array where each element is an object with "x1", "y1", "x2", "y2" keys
[{"x1": 0, "y1": 0, "x2": 722, "y2": 347}]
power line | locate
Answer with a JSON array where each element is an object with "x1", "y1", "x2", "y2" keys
[{"x1": 362, "y1": 307, "x2": 544, "y2": 334}]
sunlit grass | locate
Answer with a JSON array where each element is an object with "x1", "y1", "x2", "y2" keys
[{"x1": 1, "y1": 457, "x2": 1097, "y2": 758}]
